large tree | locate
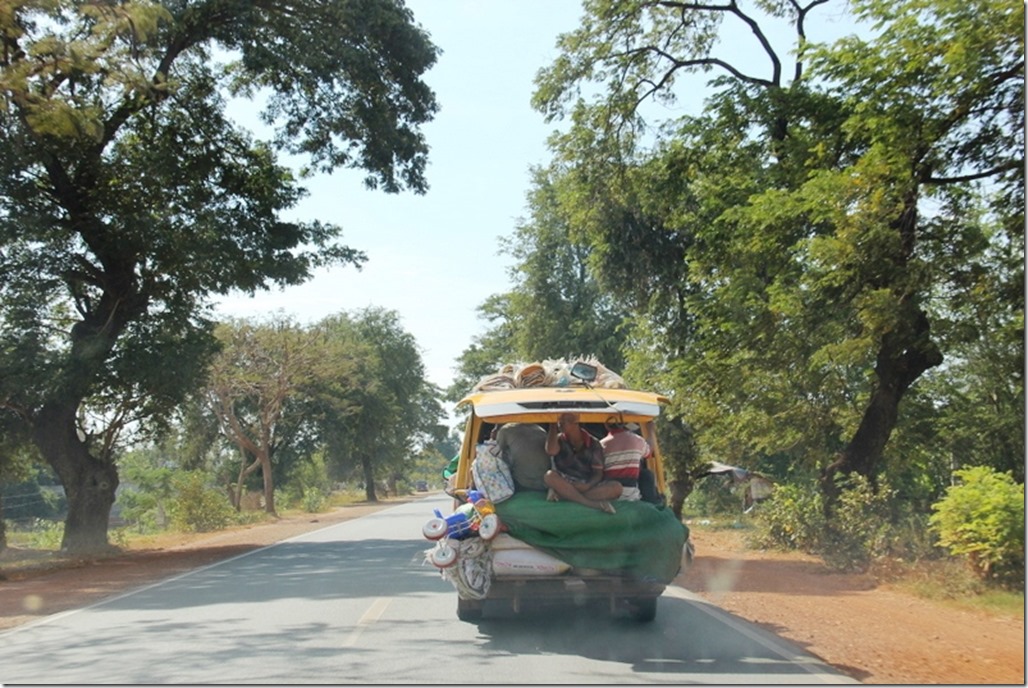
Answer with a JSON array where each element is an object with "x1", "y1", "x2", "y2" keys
[
  {"x1": 204, "y1": 316, "x2": 366, "y2": 515},
  {"x1": 531, "y1": 0, "x2": 1023, "y2": 503},
  {"x1": 0, "y1": 1, "x2": 439, "y2": 552},
  {"x1": 316, "y1": 307, "x2": 442, "y2": 502}
]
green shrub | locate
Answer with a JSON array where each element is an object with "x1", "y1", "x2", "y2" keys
[
  {"x1": 683, "y1": 474, "x2": 745, "y2": 517},
  {"x1": 116, "y1": 489, "x2": 167, "y2": 533},
  {"x1": 168, "y1": 471, "x2": 235, "y2": 532},
  {"x1": 819, "y1": 473, "x2": 893, "y2": 571},
  {"x1": 751, "y1": 482, "x2": 824, "y2": 551},
  {"x1": 753, "y1": 473, "x2": 896, "y2": 571},
  {"x1": 23, "y1": 518, "x2": 64, "y2": 550},
  {"x1": 879, "y1": 508, "x2": 940, "y2": 563},
  {"x1": 301, "y1": 487, "x2": 327, "y2": 513},
  {"x1": 278, "y1": 453, "x2": 333, "y2": 512},
  {"x1": 108, "y1": 527, "x2": 129, "y2": 548},
  {"x1": 929, "y1": 466, "x2": 1024, "y2": 587}
]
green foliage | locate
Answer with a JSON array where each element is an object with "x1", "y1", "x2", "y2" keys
[
  {"x1": 168, "y1": 472, "x2": 235, "y2": 533},
  {"x1": 682, "y1": 474, "x2": 742, "y2": 517},
  {"x1": 116, "y1": 490, "x2": 164, "y2": 534},
  {"x1": 752, "y1": 482, "x2": 825, "y2": 552},
  {"x1": 14, "y1": 518, "x2": 66, "y2": 551},
  {"x1": 300, "y1": 488, "x2": 327, "y2": 514},
  {"x1": 116, "y1": 447, "x2": 177, "y2": 532},
  {"x1": 754, "y1": 474, "x2": 897, "y2": 571},
  {"x1": 819, "y1": 474, "x2": 895, "y2": 571},
  {"x1": 0, "y1": 0, "x2": 439, "y2": 552},
  {"x1": 929, "y1": 466, "x2": 1025, "y2": 586},
  {"x1": 293, "y1": 453, "x2": 332, "y2": 496},
  {"x1": 277, "y1": 452, "x2": 332, "y2": 512},
  {"x1": 516, "y1": 0, "x2": 1024, "y2": 512},
  {"x1": 314, "y1": 308, "x2": 443, "y2": 501}
]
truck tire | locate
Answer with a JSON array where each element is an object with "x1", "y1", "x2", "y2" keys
[
  {"x1": 457, "y1": 597, "x2": 484, "y2": 622},
  {"x1": 627, "y1": 596, "x2": 658, "y2": 622}
]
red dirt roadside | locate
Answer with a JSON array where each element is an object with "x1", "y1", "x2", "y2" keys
[
  {"x1": 1, "y1": 499, "x2": 1023, "y2": 684},
  {"x1": 675, "y1": 526, "x2": 1024, "y2": 685}
]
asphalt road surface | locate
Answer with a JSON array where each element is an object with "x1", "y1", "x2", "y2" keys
[{"x1": 0, "y1": 495, "x2": 857, "y2": 684}]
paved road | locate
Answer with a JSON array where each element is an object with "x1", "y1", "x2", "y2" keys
[{"x1": 0, "y1": 495, "x2": 857, "y2": 684}]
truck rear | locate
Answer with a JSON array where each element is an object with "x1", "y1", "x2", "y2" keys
[{"x1": 426, "y1": 360, "x2": 691, "y2": 622}]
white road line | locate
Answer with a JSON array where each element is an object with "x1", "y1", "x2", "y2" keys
[{"x1": 342, "y1": 597, "x2": 391, "y2": 648}]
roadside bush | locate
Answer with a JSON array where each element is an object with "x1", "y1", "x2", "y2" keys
[
  {"x1": 279, "y1": 453, "x2": 332, "y2": 512},
  {"x1": 117, "y1": 448, "x2": 175, "y2": 533},
  {"x1": 819, "y1": 473, "x2": 893, "y2": 571},
  {"x1": 301, "y1": 487, "x2": 327, "y2": 513},
  {"x1": 929, "y1": 466, "x2": 1024, "y2": 587},
  {"x1": 682, "y1": 474, "x2": 744, "y2": 517},
  {"x1": 108, "y1": 527, "x2": 129, "y2": 548},
  {"x1": 752, "y1": 473, "x2": 895, "y2": 571},
  {"x1": 750, "y1": 482, "x2": 823, "y2": 551},
  {"x1": 21, "y1": 518, "x2": 65, "y2": 550},
  {"x1": 116, "y1": 489, "x2": 166, "y2": 534},
  {"x1": 168, "y1": 471, "x2": 235, "y2": 532}
]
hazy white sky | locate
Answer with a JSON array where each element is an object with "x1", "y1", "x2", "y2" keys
[
  {"x1": 214, "y1": 1, "x2": 588, "y2": 392},
  {"x1": 213, "y1": 1, "x2": 855, "y2": 395}
]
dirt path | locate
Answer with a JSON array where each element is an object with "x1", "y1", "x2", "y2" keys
[
  {"x1": 1, "y1": 500, "x2": 1023, "y2": 684},
  {"x1": 675, "y1": 526, "x2": 1024, "y2": 684}
]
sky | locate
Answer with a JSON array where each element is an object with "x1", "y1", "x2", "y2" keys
[
  {"x1": 213, "y1": 1, "x2": 588, "y2": 393},
  {"x1": 212, "y1": 1, "x2": 858, "y2": 396}
]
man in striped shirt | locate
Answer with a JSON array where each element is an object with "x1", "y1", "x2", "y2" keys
[{"x1": 600, "y1": 419, "x2": 652, "y2": 502}]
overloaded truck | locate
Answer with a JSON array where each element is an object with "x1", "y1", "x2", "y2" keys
[{"x1": 424, "y1": 359, "x2": 691, "y2": 622}]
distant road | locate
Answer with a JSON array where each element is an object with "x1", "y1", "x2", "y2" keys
[{"x1": 0, "y1": 495, "x2": 856, "y2": 684}]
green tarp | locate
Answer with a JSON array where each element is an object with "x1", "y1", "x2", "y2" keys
[{"x1": 494, "y1": 491, "x2": 688, "y2": 584}]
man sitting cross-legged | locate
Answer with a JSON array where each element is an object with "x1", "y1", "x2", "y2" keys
[{"x1": 543, "y1": 412, "x2": 621, "y2": 514}]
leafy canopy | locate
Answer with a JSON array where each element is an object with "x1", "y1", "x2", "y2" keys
[
  {"x1": 0, "y1": 0, "x2": 440, "y2": 419},
  {"x1": 524, "y1": 0, "x2": 1023, "y2": 484},
  {"x1": 0, "y1": 0, "x2": 440, "y2": 550}
]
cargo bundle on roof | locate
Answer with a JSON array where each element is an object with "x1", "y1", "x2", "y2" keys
[{"x1": 471, "y1": 356, "x2": 626, "y2": 392}]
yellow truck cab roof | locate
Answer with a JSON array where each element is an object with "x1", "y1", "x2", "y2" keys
[{"x1": 457, "y1": 386, "x2": 670, "y2": 425}]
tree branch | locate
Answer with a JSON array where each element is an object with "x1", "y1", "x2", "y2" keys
[
  {"x1": 791, "y1": 0, "x2": 831, "y2": 83},
  {"x1": 925, "y1": 160, "x2": 1023, "y2": 185},
  {"x1": 617, "y1": 43, "x2": 776, "y2": 93},
  {"x1": 649, "y1": 0, "x2": 784, "y2": 86}
]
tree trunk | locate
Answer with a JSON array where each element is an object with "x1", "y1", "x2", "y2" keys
[
  {"x1": 234, "y1": 450, "x2": 261, "y2": 511},
  {"x1": 0, "y1": 494, "x2": 6, "y2": 552},
  {"x1": 33, "y1": 403, "x2": 119, "y2": 554},
  {"x1": 362, "y1": 458, "x2": 377, "y2": 502},
  {"x1": 260, "y1": 452, "x2": 276, "y2": 515},
  {"x1": 669, "y1": 477, "x2": 694, "y2": 522},
  {"x1": 820, "y1": 306, "x2": 942, "y2": 508}
]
